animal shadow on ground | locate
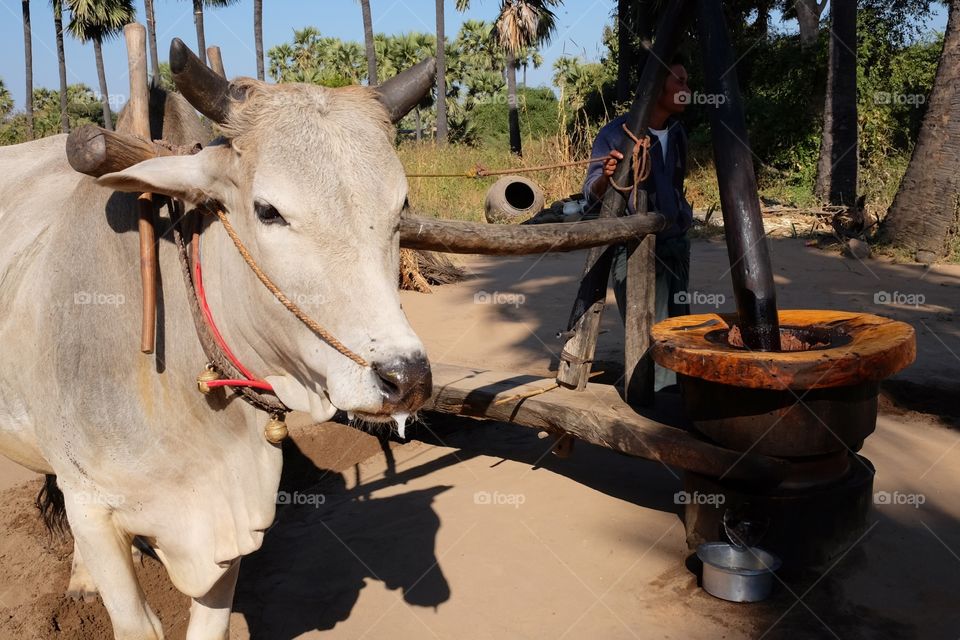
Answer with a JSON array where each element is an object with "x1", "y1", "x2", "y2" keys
[{"x1": 233, "y1": 438, "x2": 453, "y2": 639}]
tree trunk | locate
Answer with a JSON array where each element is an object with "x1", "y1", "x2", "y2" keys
[
  {"x1": 617, "y1": 0, "x2": 652, "y2": 103},
  {"x1": 94, "y1": 38, "x2": 113, "y2": 131},
  {"x1": 360, "y1": 0, "x2": 377, "y2": 84},
  {"x1": 22, "y1": 0, "x2": 33, "y2": 141},
  {"x1": 815, "y1": 0, "x2": 858, "y2": 207},
  {"x1": 145, "y1": 0, "x2": 160, "y2": 80},
  {"x1": 193, "y1": 0, "x2": 207, "y2": 65},
  {"x1": 882, "y1": 0, "x2": 960, "y2": 261},
  {"x1": 506, "y1": 49, "x2": 521, "y2": 156},
  {"x1": 254, "y1": 0, "x2": 264, "y2": 80},
  {"x1": 435, "y1": 0, "x2": 448, "y2": 144},
  {"x1": 796, "y1": 0, "x2": 824, "y2": 50},
  {"x1": 753, "y1": 0, "x2": 773, "y2": 38},
  {"x1": 53, "y1": 0, "x2": 68, "y2": 133}
]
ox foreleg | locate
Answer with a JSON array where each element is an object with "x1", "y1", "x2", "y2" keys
[
  {"x1": 185, "y1": 558, "x2": 240, "y2": 640},
  {"x1": 67, "y1": 537, "x2": 153, "y2": 602},
  {"x1": 67, "y1": 540, "x2": 99, "y2": 602},
  {"x1": 64, "y1": 495, "x2": 164, "y2": 640}
]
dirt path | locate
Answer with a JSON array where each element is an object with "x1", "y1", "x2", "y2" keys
[{"x1": 0, "y1": 239, "x2": 957, "y2": 639}]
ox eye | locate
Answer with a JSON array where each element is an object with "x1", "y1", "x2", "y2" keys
[{"x1": 255, "y1": 201, "x2": 287, "y2": 226}]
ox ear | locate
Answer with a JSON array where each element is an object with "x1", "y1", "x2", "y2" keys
[{"x1": 97, "y1": 145, "x2": 236, "y2": 206}]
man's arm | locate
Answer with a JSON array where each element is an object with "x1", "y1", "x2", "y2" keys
[{"x1": 583, "y1": 126, "x2": 624, "y2": 204}]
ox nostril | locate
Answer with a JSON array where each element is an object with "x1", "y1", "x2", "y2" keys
[
  {"x1": 373, "y1": 362, "x2": 403, "y2": 397},
  {"x1": 371, "y1": 356, "x2": 432, "y2": 407}
]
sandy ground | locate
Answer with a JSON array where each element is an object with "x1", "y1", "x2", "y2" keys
[{"x1": 0, "y1": 238, "x2": 958, "y2": 639}]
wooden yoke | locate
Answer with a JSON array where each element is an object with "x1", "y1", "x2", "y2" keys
[{"x1": 123, "y1": 23, "x2": 158, "y2": 355}]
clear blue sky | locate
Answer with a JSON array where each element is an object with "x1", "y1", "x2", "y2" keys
[{"x1": 0, "y1": 0, "x2": 948, "y2": 110}]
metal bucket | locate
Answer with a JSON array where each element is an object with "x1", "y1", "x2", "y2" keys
[{"x1": 697, "y1": 542, "x2": 782, "y2": 602}]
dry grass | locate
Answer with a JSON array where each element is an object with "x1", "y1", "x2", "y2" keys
[
  {"x1": 398, "y1": 135, "x2": 594, "y2": 223},
  {"x1": 399, "y1": 137, "x2": 913, "y2": 231}
]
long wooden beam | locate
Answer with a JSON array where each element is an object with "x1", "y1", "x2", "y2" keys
[
  {"x1": 399, "y1": 214, "x2": 664, "y2": 255},
  {"x1": 425, "y1": 363, "x2": 790, "y2": 483}
]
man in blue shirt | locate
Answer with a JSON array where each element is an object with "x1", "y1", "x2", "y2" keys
[{"x1": 583, "y1": 59, "x2": 693, "y2": 390}]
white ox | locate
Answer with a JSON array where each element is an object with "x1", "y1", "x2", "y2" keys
[{"x1": 0, "y1": 39, "x2": 434, "y2": 639}]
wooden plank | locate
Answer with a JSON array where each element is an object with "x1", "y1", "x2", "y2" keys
[
  {"x1": 425, "y1": 362, "x2": 789, "y2": 483},
  {"x1": 624, "y1": 233, "x2": 656, "y2": 404}
]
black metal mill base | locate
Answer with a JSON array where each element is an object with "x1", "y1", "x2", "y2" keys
[{"x1": 682, "y1": 455, "x2": 875, "y2": 570}]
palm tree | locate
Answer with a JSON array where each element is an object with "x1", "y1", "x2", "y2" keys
[
  {"x1": 52, "y1": 0, "x2": 69, "y2": 133},
  {"x1": 359, "y1": 0, "x2": 377, "y2": 84},
  {"x1": 435, "y1": 0, "x2": 448, "y2": 143},
  {"x1": 384, "y1": 32, "x2": 437, "y2": 140},
  {"x1": 881, "y1": 0, "x2": 960, "y2": 261},
  {"x1": 517, "y1": 45, "x2": 542, "y2": 86},
  {"x1": 67, "y1": 0, "x2": 136, "y2": 131},
  {"x1": 492, "y1": 0, "x2": 561, "y2": 155},
  {"x1": 254, "y1": 0, "x2": 264, "y2": 80},
  {"x1": 0, "y1": 79, "x2": 14, "y2": 118},
  {"x1": 187, "y1": 0, "x2": 238, "y2": 66},
  {"x1": 145, "y1": 0, "x2": 160, "y2": 79},
  {"x1": 22, "y1": 0, "x2": 34, "y2": 140}
]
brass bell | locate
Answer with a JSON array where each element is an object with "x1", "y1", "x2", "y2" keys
[
  {"x1": 196, "y1": 367, "x2": 220, "y2": 395},
  {"x1": 264, "y1": 415, "x2": 288, "y2": 444}
]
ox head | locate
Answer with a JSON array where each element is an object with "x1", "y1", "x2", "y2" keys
[{"x1": 99, "y1": 39, "x2": 435, "y2": 427}]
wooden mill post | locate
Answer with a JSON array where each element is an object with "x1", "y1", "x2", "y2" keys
[{"x1": 556, "y1": 0, "x2": 692, "y2": 400}]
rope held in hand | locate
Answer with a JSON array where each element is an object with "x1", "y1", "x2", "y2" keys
[
  {"x1": 608, "y1": 124, "x2": 652, "y2": 212},
  {"x1": 210, "y1": 208, "x2": 370, "y2": 369}
]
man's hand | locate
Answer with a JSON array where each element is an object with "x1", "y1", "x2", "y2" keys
[
  {"x1": 602, "y1": 150, "x2": 624, "y2": 178},
  {"x1": 592, "y1": 150, "x2": 624, "y2": 200}
]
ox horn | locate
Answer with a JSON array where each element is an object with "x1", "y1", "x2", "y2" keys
[
  {"x1": 375, "y1": 58, "x2": 437, "y2": 124},
  {"x1": 170, "y1": 37, "x2": 243, "y2": 123}
]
